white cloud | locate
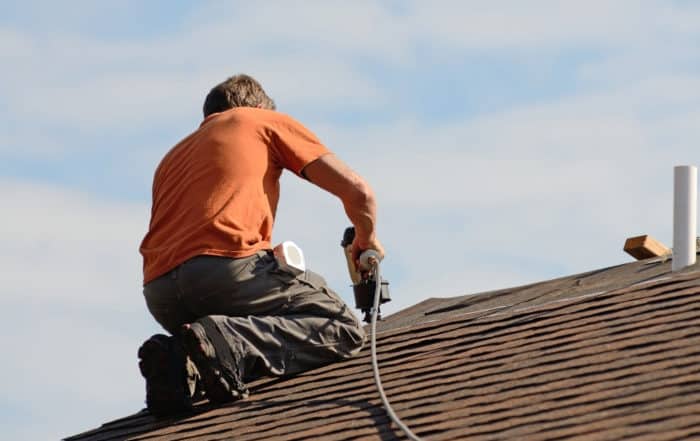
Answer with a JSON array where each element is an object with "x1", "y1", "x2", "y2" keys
[
  {"x1": 3, "y1": 0, "x2": 700, "y2": 134},
  {"x1": 1, "y1": 312, "x2": 147, "y2": 441},
  {"x1": 0, "y1": 180, "x2": 148, "y2": 307},
  {"x1": 0, "y1": 180, "x2": 158, "y2": 440},
  {"x1": 0, "y1": 130, "x2": 65, "y2": 157},
  {"x1": 0, "y1": 27, "x2": 34, "y2": 57},
  {"x1": 191, "y1": 0, "x2": 700, "y2": 55},
  {"x1": 4, "y1": 37, "x2": 384, "y2": 129}
]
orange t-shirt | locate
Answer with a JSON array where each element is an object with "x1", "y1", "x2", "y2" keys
[{"x1": 139, "y1": 107, "x2": 330, "y2": 284}]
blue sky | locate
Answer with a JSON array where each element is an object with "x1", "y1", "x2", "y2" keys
[{"x1": 2, "y1": 1, "x2": 699, "y2": 440}]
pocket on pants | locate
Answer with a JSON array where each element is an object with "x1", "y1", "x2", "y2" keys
[{"x1": 287, "y1": 272, "x2": 348, "y2": 319}]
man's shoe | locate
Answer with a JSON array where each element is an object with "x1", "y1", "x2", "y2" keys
[
  {"x1": 180, "y1": 320, "x2": 248, "y2": 405},
  {"x1": 138, "y1": 334, "x2": 192, "y2": 417}
]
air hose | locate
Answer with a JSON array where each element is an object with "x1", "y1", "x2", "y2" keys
[
  {"x1": 367, "y1": 259, "x2": 423, "y2": 441},
  {"x1": 342, "y1": 227, "x2": 424, "y2": 440}
]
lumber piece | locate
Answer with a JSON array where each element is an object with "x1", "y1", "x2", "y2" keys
[{"x1": 624, "y1": 235, "x2": 671, "y2": 260}]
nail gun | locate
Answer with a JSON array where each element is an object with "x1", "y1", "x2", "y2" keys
[{"x1": 340, "y1": 227, "x2": 391, "y2": 323}]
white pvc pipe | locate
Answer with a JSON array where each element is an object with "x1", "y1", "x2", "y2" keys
[{"x1": 672, "y1": 165, "x2": 697, "y2": 271}]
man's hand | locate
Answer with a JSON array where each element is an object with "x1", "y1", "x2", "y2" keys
[{"x1": 352, "y1": 236, "x2": 385, "y2": 271}]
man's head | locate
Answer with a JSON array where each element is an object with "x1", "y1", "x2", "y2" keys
[{"x1": 203, "y1": 74, "x2": 276, "y2": 117}]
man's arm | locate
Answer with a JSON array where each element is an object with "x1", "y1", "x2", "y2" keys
[{"x1": 302, "y1": 154, "x2": 385, "y2": 260}]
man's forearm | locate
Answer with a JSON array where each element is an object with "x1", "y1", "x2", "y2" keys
[
  {"x1": 342, "y1": 185, "x2": 377, "y2": 248},
  {"x1": 302, "y1": 153, "x2": 382, "y2": 253}
]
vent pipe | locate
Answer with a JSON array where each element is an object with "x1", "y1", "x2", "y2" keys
[{"x1": 672, "y1": 165, "x2": 697, "y2": 271}]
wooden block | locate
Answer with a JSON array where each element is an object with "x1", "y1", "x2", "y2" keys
[{"x1": 624, "y1": 235, "x2": 671, "y2": 260}]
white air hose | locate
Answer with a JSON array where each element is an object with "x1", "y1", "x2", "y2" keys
[{"x1": 367, "y1": 258, "x2": 424, "y2": 441}]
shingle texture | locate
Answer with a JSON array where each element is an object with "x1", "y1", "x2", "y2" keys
[{"x1": 66, "y1": 256, "x2": 700, "y2": 441}]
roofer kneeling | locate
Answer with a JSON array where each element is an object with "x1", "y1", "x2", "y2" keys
[{"x1": 137, "y1": 74, "x2": 384, "y2": 416}]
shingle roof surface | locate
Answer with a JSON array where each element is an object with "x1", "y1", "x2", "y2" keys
[{"x1": 67, "y1": 257, "x2": 700, "y2": 441}]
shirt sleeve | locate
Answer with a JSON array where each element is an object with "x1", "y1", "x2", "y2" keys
[{"x1": 269, "y1": 113, "x2": 331, "y2": 177}]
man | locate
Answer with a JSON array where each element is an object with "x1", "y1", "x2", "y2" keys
[{"x1": 137, "y1": 74, "x2": 384, "y2": 416}]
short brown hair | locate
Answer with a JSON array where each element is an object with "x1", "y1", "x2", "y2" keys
[{"x1": 202, "y1": 74, "x2": 276, "y2": 117}]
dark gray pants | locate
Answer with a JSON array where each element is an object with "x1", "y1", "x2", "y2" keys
[{"x1": 143, "y1": 251, "x2": 365, "y2": 384}]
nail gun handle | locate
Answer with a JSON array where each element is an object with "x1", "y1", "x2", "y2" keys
[
  {"x1": 341, "y1": 227, "x2": 361, "y2": 284},
  {"x1": 342, "y1": 226, "x2": 382, "y2": 278}
]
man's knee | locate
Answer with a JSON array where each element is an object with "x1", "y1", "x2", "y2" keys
[
  {"x1": 336, "y1": 320, "x2": 366, "y2": 358},
  {"x1": 144, "y1": 276, "x2": 195, "y2": 335}
]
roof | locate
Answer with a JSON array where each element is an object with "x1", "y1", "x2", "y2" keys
[{"x1": 66, "y1": 255, "x2": 700, "y2": 440}]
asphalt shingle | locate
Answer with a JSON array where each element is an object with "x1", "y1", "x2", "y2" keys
[{"x1": 66, "y1": 257, "x2": 700, "y2": 441}]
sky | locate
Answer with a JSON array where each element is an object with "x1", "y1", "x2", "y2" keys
[{"x1": 1, "y1": 1, "x2": 699, "y2": 439}]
